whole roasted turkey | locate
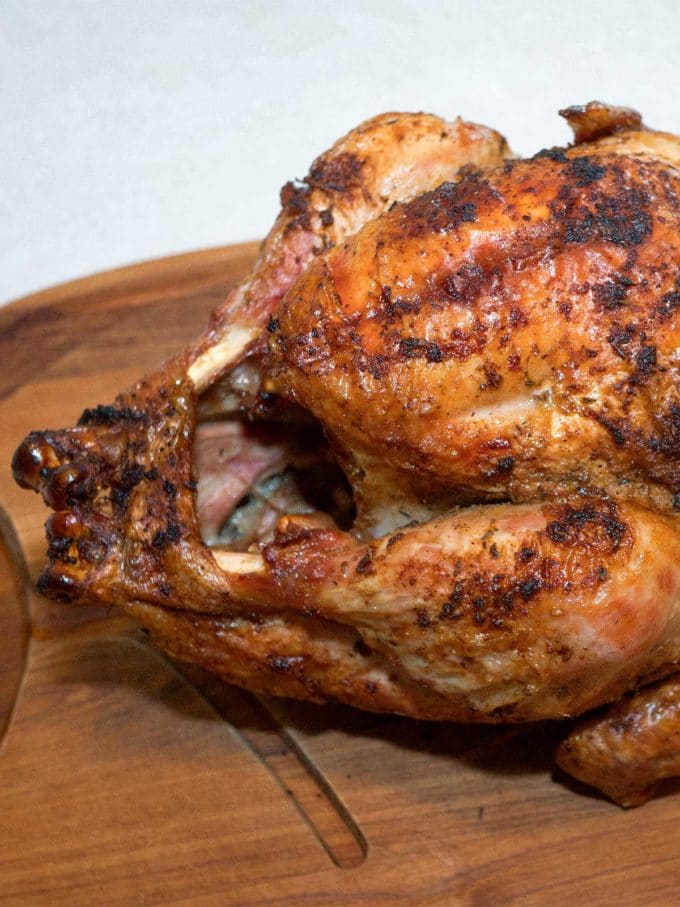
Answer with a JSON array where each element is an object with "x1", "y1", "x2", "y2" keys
[{"x1": 13, "y1": 102, "x2": 680, "y2": 808}]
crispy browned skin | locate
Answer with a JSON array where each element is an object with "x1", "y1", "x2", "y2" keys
[
  {"x1": 271, "y1": 123, "x2": 680, "y2": 529},
  {"x1": 556, "y1": 673, "x2": 680, "y2": 806},
  {"x1": 189, "y1": 111, "x2": 510, "y2": 390},
  {"x1": 559, "y1": 101, "x2": 644, "y2": 144},
  {"x1": 16, "y1": 373, "x2": 680, "y2": 722},
  {"x1": 11, "y1": 102, "x2": 680, "y2": 805},
  {"x1": 222, "y1": 111, "x2": 510, "y2": 329},
  {"x1": 121, "y1": 497, "x2": 680, "y2": 723}
]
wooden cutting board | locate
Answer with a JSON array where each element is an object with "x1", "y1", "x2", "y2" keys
[{"x1": 1, "y1": 245, "x2": 678, "y2": 906}]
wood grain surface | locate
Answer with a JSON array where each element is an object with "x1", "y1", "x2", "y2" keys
[{"x1": 1, "y1": 245, "x2": 679, "y2": 906}]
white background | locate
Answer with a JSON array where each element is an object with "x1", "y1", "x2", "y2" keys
[{"x1": 1, "y1": 0, "x2": 679, "y2": 306}]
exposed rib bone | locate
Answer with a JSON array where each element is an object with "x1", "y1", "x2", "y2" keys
[
  {"x1": 211, "y1": 550, "x2": 265, "y2": 575},
  {"x1": 188, "y1": 325, "x2": 258, "y2": 391}
]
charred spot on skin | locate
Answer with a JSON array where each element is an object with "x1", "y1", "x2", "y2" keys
[
  {"x1": 355, "y1": 552, "x2": 374, "y2": 575},
  {"x1": 489, "y1": 543, "x2": 500, "y2": 559},
  {"x1": 592, "y1": 274, "x2": 633, "y2": 310},
  {"x1": 545, "y1": 501, "x2": 628, "y2": 552},
  {"x1": 634, "y1": 345, "x2": 657, "y2": 377},
  {"x1": 438, "y1": 562, "x2": 548, "y2": 626},
  {"x1": 267, "y1": 654, "x2": 305, "y2": 672},
  {"x1": 533, "y1": 147, "x2": 568, "y2": 164},
  {"x1": 307, "y1": 152, "x2": 365, "y2": 193},
  {"x1": 550, "y1": 163, "x2": 653, "y2": 248},
  {"x1": 47, "y1": 535, "x2": 77, "y2": 565},
  {"x1": 496, "y1": 456, "x2": 515, "y2": 474},
  {"x1": 659, "y1": 279, "x2": 680, "y2": 319},
  {"x1": 378, "y1": 284, "x2": 392, "y2": 311},
  {"x1": 319, "y1": 208, "x2": 334, "y2": 227},
  {"x1": 506, "y1": 352, "x2": 521, "y2": 372},
  {"x1": 358, "y1": 352, "x2": 390, "y2": 380},
  {"x1": 673, "y1": 493, "x2": 680, "y2": 512},
  {"x1": 378, "y1": 284, "x2": 421, "y2": 318},
  {"x1": 162, "y1": 478, "x2": 177, "y2": 497},
  {"x1": 508, "y1": 308, "x2": 529, "y2": 329},
  {"x1": 416, "y1": 608, "x2": 433, "y2": 628},
  {"x1": 651, "y1": 405, "x2": 680, "y2": 457},
  {"x1": 439, "y1": 583, "x2": 465, "y2": 620},
  {"x1": 565, "y1": 157, "x2": 606, "y2": 187},
  {"x1": 398, "y1": 337, "x2": 444, "y2": 363},
  {"x1": 112, "y1": 462, "x2": 146, "y2": 509},
  {"x1": 519, "y1": 576, "x2": 542, "y2": 601},
  {"x1": 361, "y1": 320, "x2": 487, "y2": 373},
  {"x1": 267, "y1": 315, "x2": 280, "y2": 333},
  {"x1": 481, "y1": 364, "x2": 503, "y2": 390},
  {"x1": 607, "y1": 324, "x2": 635, "y2": 359},
  {"x1": 280, "y1": 179, "x2": 310, "y2": 215},
  {"x1": 562, "y1": 200, "x2": 650, "y2": 246},
  {"x1": 152, "y1": 522, "x2": 181, "y2": 550},
  {"x1": 399, "y1": 176, "x2": 480, "y2": 238},
  {"x1": 592, "y1": 412, "x2": 627, "y2": 447},
  {"x1": 79, "y1": 404, "x2": 147, "y2": 427},
  {"x1": 441, "y1": 264, "x2": 488, "y2": 304}
]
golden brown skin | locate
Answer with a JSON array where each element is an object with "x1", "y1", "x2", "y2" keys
[
  {"x1": 154, "y1": 498, "x2": 680, "y2": 724},
  {"x1": 189, "y1": 111, "x2": 510, "y2": 391},
  {"x1": 11, "y1": 102, "x2": 680, "y2": 806},
  {"x1": 271, "y1": 123, "x2": 680, "y2": 530},
  {"x1": 224, "y1": 111, "x2": 510, "y2": 327},
  {"x1": 556, "y1": 673, "x2": 680, "y2": 806},
  {"x1": 559, "y1": 100, "x2": 644, "y2": 143}
]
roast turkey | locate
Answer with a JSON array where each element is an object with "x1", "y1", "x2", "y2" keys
[{"x1": 13, "y1": 102, "x2": 680, "y2": 807}]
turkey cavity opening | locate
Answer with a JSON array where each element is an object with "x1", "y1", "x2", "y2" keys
[{"x1": 193, "y1": 417, "x2": 355, "y2": 551}]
